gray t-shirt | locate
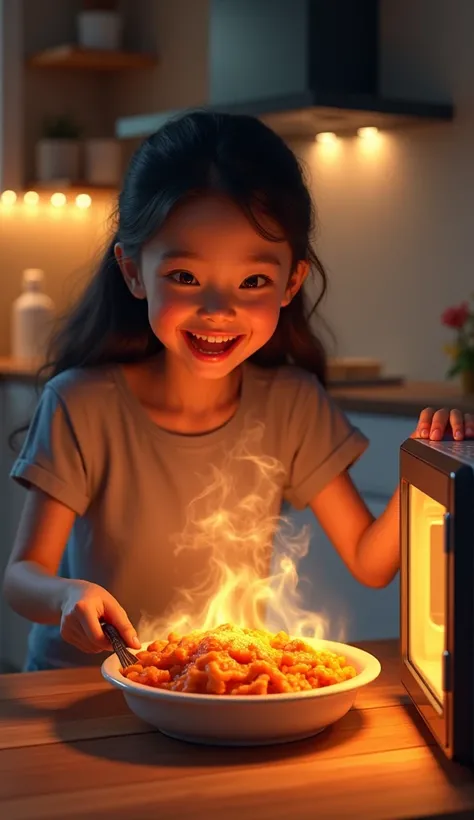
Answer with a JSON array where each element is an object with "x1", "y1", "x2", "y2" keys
[{"x1": 10, "y1": 362, "x2": 368, "y2": 670}]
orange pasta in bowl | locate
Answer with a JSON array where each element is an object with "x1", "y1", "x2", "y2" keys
[{"x1": 120, "y1": 623, "x2": 357, "y2": 695}]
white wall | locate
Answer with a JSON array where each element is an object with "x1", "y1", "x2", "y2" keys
[
  {"x1": 109, "y1": 0, "x2": 209, "y2": 163},
  {"x1": 296, "y1": 0, "x2": 474, "y2": 381},
  {"x1": 111, "y1": 0, "x2": 209, "y2": 117}
]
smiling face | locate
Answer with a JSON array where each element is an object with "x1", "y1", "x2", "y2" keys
[{"x1": 116, "y1": 195, "x2": 307, "y2": 380}]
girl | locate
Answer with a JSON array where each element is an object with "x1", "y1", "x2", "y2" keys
[{"x1": 3, "y1": 111, "x2": 472, "y2": 671}]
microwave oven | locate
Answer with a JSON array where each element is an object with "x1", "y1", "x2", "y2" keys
[{"x1": 400, "y1": 437, "x2": 474, "y2": 764}]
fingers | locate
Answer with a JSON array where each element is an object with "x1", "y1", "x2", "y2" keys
[
  {"x1": 415, "y1": 407, "x2": 437, "y2": 439},
  {"x1": 428, "y1": 408, "x2": 451, "y2": 440},
  {"x1": 60, "y1": 619, "x2": 105, "y2": 654},
  {"x1": 415, "y1": 407, "x2": 474, "y2": 441},
  {"x1": 61, "y1": 604, "x2": 137, "y2": 653},
  {"x1": 75, "y1": 600, "x2": 111, "y2": 651},
  {"x1": 449, "y1": 409, "x2": 465, "y2": 440},
  {"x1": 60, "y1": 585, "x2": 140, "y2": 654},
  {"x1": 102, "y1": 600, "x2": 141, "y2": 649}
]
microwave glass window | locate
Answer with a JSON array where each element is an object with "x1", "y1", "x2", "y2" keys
[{"x1": 408, "y1": 484, "x2": 446, "y2": 705}]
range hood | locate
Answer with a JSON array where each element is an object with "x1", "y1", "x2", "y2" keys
[{"x1": 116, "y1": 0, "x2": 454, "y2": 141}]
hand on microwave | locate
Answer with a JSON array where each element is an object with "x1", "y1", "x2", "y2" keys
[{"x1": 413, "y1": 408, "x2": 474, "y2": 441}]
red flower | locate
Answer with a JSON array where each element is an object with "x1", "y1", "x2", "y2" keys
[{"x1": 441, "y1": 302, "x2": 470, "y2": 329}]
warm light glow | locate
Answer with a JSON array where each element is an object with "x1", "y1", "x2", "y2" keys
[
  {"x1": 50, "y1": 192, "x2": 67, "y2": 207},
  {"x1": 23, "y1": 190, "x2": 39, "y2": 206},
  {"x1": 1, "y1": 190, "x2": 17, "y2": 205},
  {"x1": 316, "y1": 131, "x2": 338, "y2": 145},
  {"x1": 75, "y1": 193, "x2": 92, "y2": 209},
  {"x1": 408, "y1": 484, "x2": 445, "y2": 706},
  {"x1": 357, "y1": 126, "x2": 379, "y2": 139},
  {"x1": 138, "y1": 427, "x2": 336, "y2": 644}
]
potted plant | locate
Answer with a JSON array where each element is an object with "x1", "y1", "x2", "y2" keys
[
  {"x1": 77, "y1": 0, "x2": 123, "y2": 51},
  {"x1": 35, "y1": 116, "x2": 81, "y2": 184},
  {"x1": 441, "y1": 297, "x2": 474, "y2": 394}
]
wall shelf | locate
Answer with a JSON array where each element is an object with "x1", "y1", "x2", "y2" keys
[
  {"x1": 27, "y1": 45, "x2": 158, "y2": 72},
  {"x1": 27, "y1": 182, "x2": 118, "y2": 193}
]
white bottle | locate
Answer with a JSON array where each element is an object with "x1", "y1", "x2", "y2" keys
[{"x1": 11, "y1": 269, "x2": 55, "y2": 361}]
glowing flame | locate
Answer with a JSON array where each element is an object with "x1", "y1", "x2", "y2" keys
[{"x1": 139, "y1": 425, "x2": 336, "y2": 644}]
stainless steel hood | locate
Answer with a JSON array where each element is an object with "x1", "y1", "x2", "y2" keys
[
  {"x1": 116, "y1": 90, "x2": 453, "y2": 142},
  {"x1": 116, "y1": 0, "x2": 454, "y2": 141}
]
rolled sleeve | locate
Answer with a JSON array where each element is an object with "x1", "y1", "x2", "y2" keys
[
  {"x1": 10, "y1": 385, "x2": 90, "y2": 516},
  {"x1": 284, "y1": 374, "x2": 369, "y2": 509}
]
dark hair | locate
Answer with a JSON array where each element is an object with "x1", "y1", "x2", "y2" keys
[{"x1": 45, "y1": 110, "x2": 329, "y2": 383}]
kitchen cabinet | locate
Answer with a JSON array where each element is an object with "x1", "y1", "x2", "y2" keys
[
  {"x1": 347, "y1": 412, "x2": 415, "y2": 496},
  {"x1": 0, "y1": 381, "x2": 37, "y2": 671}
]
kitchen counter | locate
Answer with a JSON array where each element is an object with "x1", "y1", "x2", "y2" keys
[
  {"x1": 0, "y1": 356, "x2": 42, "y2": 381},
  {"x1": 1, "y1": 639, "x2": 474, "y2": 819},
  {"x1": 0, "y1": 356, "x2": 473, "y2": 416},
  {"x1": 331, "y1": 380, "x2": 474, "y2": 417}
]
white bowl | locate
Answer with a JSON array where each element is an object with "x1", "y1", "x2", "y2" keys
[{"x1": 101, "y1": 638, "x2": 381, "y2": 746}]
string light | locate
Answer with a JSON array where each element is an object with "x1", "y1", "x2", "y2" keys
[
  {"x1": 1, "y1": 190, "x2": 100, "y2": 210},
  {"x1": 357, "y1": 126, "x2": 379, "y2": 139},
  {"x1": 50, "y1": 192, "x2": 67, "y2": 207},
  {"x1": 23, "y1": 191, "x2": 39, "y2": 205},
  {"x1": 315, "y1": 132, "x2": 338, "y2": 145},
  {"x1": 75, "y1": 193, "x2": 92, "y2": 209},
  {"x1": 1, "y1": 190, "x2": 17, "y2": 205}
]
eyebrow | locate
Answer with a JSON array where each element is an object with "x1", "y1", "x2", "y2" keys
[{"x1": 159, "y1": 249, "x2": 282, "y2": 267}]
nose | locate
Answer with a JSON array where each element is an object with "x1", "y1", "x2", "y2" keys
[{"x1": 197, "y1": 287, "x2": 236, "y2": 322}]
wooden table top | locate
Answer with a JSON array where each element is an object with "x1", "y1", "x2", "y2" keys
[{"x1": 1, "y1": 639, "x2": 473, "y2": 820}]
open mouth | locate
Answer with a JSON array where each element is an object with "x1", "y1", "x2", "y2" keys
[{"x1": 183, "y1": 331, "x2": 244, "y2": 359}]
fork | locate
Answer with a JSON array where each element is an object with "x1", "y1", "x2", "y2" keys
[{"x1": 100, "y1": 621, "x2": 139, "y2": 668}]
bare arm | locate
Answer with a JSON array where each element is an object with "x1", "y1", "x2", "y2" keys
[
  {"x1": 3, "y1": 488, "x2": 140, "y2": 652},
  {"x1": 3, "y1": 488, "x2": 80, "y2": 624},
  {"x1": 311, "y1": 407, "x2": 474, "y2": 587},
  {"x1": 310, "y1": 472, "x2": 399, "y2": 589},
  {"x1": 309, "y1": 407, "x2": 474, "y2": 588}
]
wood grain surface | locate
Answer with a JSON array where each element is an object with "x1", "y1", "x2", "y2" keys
[{"x1": 1, "y1": 640, "x2": 472, "y2": 820}]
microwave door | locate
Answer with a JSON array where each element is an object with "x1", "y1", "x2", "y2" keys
[
  {"x1": 401, "y1": 480, "x2": 450, "y2": 752},
  {"x1": 401, "y1": 438, "x2": 474, "y2": 764},
  {"x1": 408, "y1": 486, "x2": 448, "y2": 706}
]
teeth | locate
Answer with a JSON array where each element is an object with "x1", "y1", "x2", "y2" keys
[{"x1": 191, "y1": 333, "x2": 237, "y2": 343}]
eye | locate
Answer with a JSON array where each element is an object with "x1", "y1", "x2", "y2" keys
[
  {"x1": 240, "y1": 274, "x2": 272, "y2": 290},
  {"x1": 167, "y1": 270, "x2": 199, "y2": 286}
]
